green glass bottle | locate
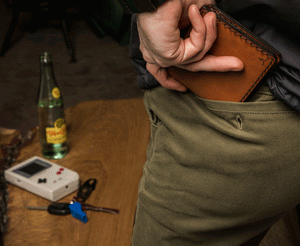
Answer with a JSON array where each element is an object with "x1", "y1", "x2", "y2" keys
[{"x1": 37, "y1": 52, "x2": 68, "y2": 159}]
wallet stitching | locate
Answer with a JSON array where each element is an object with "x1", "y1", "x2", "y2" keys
[
  {"x1": 216, "y1": 19, "x2": 275, "y2": 60},
  {"x1": 202, "y1": 8, "x2": 275, "y2": 102},
  {"x1": 211, "y1": 9, "x2": 275, "y2": 58},
  {"x1": 217, "y1": 18, "x2": 275, "y2": 101},
  {"x1": 202, "y1": 9, "x2": 275, "y2": 60}
]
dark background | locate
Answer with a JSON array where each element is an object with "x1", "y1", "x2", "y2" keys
[{"x1": 0, "y1": 0, "x2": 143, "y2": 134}]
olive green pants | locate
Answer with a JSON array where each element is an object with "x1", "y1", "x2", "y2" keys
[{"x1": 132, "y1": 85, "x2": 300, "y2": 246}]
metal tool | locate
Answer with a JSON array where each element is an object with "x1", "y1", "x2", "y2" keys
[
  {"x1": 75, "y1": 178, "x2": 97, "y2": 203},
  {"x1": 82, "y1": 202, "x2": 120, "y2": 215},
  {"x1": 27, "y1": 202, "x2": 71, "y2": 215},
  {"x1": 72, "y1": 178, "x2": 120, "y2": 216},
  {"x1": 72, "y1": 196, "x2": 119, "y2": 215}
]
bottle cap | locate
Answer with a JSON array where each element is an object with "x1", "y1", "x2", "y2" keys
[{"x1": 40, "y1": 52, "x2": 52, "y2": 63}]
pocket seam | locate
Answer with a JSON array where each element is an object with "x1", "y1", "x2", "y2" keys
[{"x1": 205, "y1": 106, "x2": 296, "y2": 115}]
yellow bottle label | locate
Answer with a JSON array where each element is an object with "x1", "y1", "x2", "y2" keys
[
  {"x1": 54, "y1": 118, "x2": 65, "y2": 128},
  {"x1": 46, "y1": 118, "x2": 67, "y2": 144},
  {"x1": 52, "y1": 87, "x2": 60, "y2": 99}
]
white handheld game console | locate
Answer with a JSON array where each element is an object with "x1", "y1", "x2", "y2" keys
[{"x1": 4, "y1": 156, "x2": 80, "y2": 201}]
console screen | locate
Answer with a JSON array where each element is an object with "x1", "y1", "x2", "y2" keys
[{"x1": 18, "y1": 162, "x2": 46, "y2": 176}]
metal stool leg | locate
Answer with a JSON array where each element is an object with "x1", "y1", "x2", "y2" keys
[
  {"x1": 0, "y1": 12, "x2": 19, "y2": 56},
  {"x1": 61, "y1": 19, "x2": 77, "y2": 63}
]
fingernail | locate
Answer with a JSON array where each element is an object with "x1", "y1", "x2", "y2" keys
[
  {"x1": 193, "y1": 4, "x2": 199, "y2": 14},
  {"x1": 231, "y1": 58, "x2": 245, "y2": 71},
  {"x1": 212, "y1": 14, "x2": 217, "y2": 28}
]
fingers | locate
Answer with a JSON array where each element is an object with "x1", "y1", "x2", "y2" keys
[
  {"x1": 178, "y1": 5, "x2": 244, "y2": 72},
  {"x1": 201, "y1": 11, "x2": 218, "y2": 56},
  {"x1": 146, "y1": 63, "x2": 188, "y2": 92},
  {"x1": 140, "y1": 3, "x2": 244, "y2": 91},
  {"x1": 177, "y1": 54, "x2": 245, "y2": 72},
  {"x1": 182, "y1": 5, "x2": 207, "y2": 59},
  {"x1": 181, "y1": 5, "x2": 217, "y2": 63}
]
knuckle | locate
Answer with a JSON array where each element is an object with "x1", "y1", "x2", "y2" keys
[{"x1": 139, "y1": 43, "x2": 145, "y2": 53}]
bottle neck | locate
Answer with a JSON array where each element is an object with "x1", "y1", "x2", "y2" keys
[
  {"x1": 38, "y1": 60, "x2": 62, "y2": 107},
  {"x1": 40, "y1": 61, "x2": 57, "y2": 86}
]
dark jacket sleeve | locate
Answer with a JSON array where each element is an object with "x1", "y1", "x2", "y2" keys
[
  {"x1": 129, "y1": 14, "x2": 160, "y2": 89},
  {"x1": 118, "y1": 0, "x2": 222, "y2": 13},
  {"x1": 219, "y1": 0, "x2": 300, "y2": 112},
  {"x1": 116, "y1": 0, "x2": 167, "y2": 13}
]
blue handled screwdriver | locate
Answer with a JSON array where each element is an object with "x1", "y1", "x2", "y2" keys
[{"x1": 27, "y1": 203, "x2": 71, "y2": 215}]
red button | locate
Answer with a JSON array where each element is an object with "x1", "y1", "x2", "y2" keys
[
  {"x1": 59, "y1": 168, "x2": 64, "y2": 171},
  {"x1": 56, "y1": 172, "x2": 61, "y2": 175}
]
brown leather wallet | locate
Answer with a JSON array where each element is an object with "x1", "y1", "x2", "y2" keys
[{"x1": 167, "y1": 4, "x2": 281, "y2": 102}]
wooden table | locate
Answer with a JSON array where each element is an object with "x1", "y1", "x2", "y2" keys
[{"x1": 3, "y1": 98, "x2": 150, "y2": 246}]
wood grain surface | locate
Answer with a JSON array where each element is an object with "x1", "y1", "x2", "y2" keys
[
  {"x1": 3, "y1": 98, "x2": 150, "y2": 246},
  {"x1": 3, "y1": 98, "x2": 300, "y2": 246}
]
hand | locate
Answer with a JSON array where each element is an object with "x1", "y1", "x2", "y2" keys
[{"x1": 137, "y1": 0, "x2": 244, "y2": 91}]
